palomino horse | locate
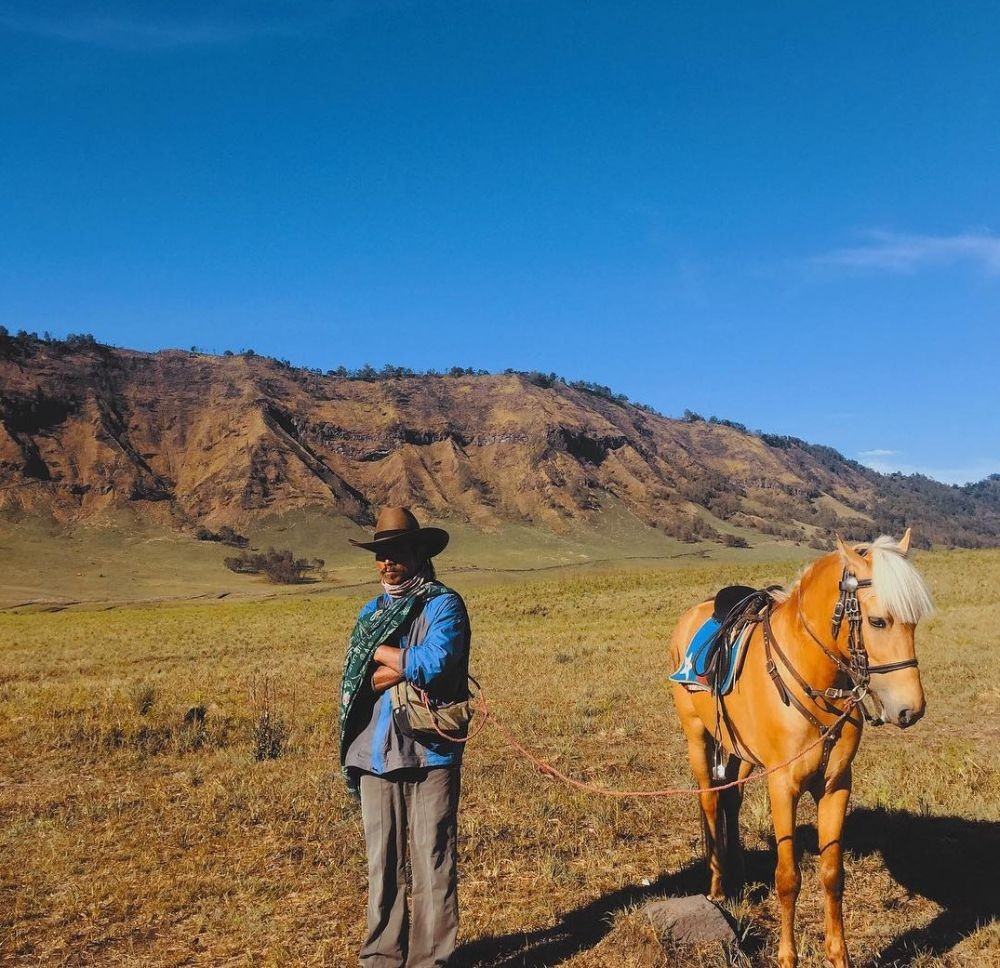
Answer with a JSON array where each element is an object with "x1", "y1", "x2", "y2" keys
[{"x1": 669, "y1": 531, "x2": 933, "y2": 968}]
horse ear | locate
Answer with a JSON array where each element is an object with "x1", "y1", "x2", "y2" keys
[
  {"x1": 835, "y1": 533, "x2": 868, "y2": 571},
  {"x1": 897, "y1": 527, "x2": 912, "y2": 556}
]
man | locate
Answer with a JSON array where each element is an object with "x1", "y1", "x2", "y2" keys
[{"x1": 339, "y1": 507, "x2": 471, "y2": 968}]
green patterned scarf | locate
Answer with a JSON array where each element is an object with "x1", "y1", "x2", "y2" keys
[{"x1": 339, "y1": 581, "x2": 447, "y2": 795}]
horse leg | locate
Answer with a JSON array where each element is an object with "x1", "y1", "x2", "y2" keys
[
  {"x1": 768, "y1": 773, "x2": 803, "y2": 968},
  {"x1": 816, "y1": 769, "x2": 852, "y2": 968},
  {"x1": 678, "y1": 712, "x2": 727, "y2": 898},
  {"x1": 698, "y1": 743, "x2": 729, "y2": 900}
]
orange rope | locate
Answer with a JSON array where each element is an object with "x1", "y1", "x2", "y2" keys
[{"x1": 462, "y1": 681, "x2": 857, "y2": 798}]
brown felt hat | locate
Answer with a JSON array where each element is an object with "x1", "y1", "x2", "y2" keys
[{"x1": 349, "y1": 507, "x2": 449, "y2": 557}]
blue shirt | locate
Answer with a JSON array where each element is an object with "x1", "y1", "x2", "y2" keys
[{"x1": 343, "y1": 588, "x2": 471, "y2": 778}]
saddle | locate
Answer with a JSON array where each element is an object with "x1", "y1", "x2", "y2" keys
[
  {"x1": 669, "y1": 584, "x2": 776, "y2": 695},
  {"x1": 713, "y1": 585, "x2": 759, "y2": 624}
]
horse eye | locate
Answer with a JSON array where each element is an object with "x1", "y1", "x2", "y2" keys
[{"x1": 868, "y1": 617, "x2": 888, "y2": 629}]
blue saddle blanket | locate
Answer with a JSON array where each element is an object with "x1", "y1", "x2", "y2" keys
[{"x1": 669, "y1": 616, "x2": 752, "y2": 695}]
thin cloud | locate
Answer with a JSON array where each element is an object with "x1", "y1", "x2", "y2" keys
[
  {"x1": 858, "y1": 448, "x2": 900, "y2": 459},
  {"x1": 857, "y1": 450, "x2": 1000, "y2": 486},
  {"x1": 0, "y1": 1, "x2": 358, "y2": 51},
  {"x1": 816, "y1": 230, "x2": 1000, "y2": 276}
]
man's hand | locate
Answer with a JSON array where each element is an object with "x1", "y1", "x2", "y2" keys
[
  {"x1": 372, "y1": 665, "x2": 404, "y2": 692},
  {"x1": 373, "y1": 644, "x2": 403, "y2": 673},
  {"x1": 371, "y1": 644, "x2": 405, "y2": 693}
]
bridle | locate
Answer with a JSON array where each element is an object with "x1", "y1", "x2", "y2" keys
[{"x1": 760, "y1": 561, "x2": 918, "y2": 752}]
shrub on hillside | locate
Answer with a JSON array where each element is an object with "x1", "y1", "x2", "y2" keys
[
  {"x1": 196, "y1": 525, "x2": 249, "y2": 548},
  {"x1": 223, "y1": 547, "x2": 324, "y2": 584},
  {"x1": 722, "y1": 533, "x2": 750, "y2": 549},
  {"x1": 664, "y1": 513, "x2": 723, "y2": 544}
]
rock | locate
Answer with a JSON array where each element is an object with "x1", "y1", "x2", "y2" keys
[{"x1": 644, "y1": 895, "x2": 739, "y2": 946}]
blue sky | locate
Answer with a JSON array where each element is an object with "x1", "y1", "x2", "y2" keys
[{"x1": 1, "y1": 1, "x2": 997, "y2": 484}]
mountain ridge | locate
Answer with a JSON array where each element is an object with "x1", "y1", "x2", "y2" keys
[{"x1": 1, "y1": 331, "x2": 998, "y2": 548}]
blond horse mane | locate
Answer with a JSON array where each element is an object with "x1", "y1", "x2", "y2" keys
[
  {"x1": 860, "y1": 535, "x2": 935, "y2": 624},
  {"x1": 780, "y1": 534, "x2": 933, "y2": 624}
]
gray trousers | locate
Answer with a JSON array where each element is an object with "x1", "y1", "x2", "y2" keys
[{"x1": 359, "y1": 767, "x2": 461, "y2": 968}]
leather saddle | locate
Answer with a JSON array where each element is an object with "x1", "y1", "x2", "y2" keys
[
  {"x1": 713, "y1": 585, "x2": 758, "y2": 624},
  {"x1": 701, "y1": 585, "x2": 773, "y2": 691}
]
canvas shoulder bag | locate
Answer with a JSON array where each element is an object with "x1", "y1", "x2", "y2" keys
[{"x1": 390, "y1": 678, "x2": 478, "y2": 742}]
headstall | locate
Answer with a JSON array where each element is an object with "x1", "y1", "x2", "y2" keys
[
  {"x1": 768, "y1": 562, "x2": 918, "y2": 734},
  {"x1": 831, "y1": 566, "x2": 919, "y2": 679}
]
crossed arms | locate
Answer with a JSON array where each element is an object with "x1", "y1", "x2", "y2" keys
[
  {"x1": 371, "y1": 646, "x2": 404, "y2": 693},
  {"x1": 368, "y1": 594, "x2": 468, "y2": 694}
]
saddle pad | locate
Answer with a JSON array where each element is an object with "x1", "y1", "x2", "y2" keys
[{"x1": 669, "y1": 615, "x2": 751, "y2": 695}]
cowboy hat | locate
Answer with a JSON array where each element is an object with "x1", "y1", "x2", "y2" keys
[{"x1": 348, "y1": 507, "x2": 449, "y2": 557}]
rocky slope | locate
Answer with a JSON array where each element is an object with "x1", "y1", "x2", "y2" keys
[{"x1": 1, "y1": 334, "x2": 997, "y2": 548}]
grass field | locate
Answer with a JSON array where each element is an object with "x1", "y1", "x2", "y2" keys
[
  {"x1": 1, "y1": 548, "x2": 997, "y2": 966},
  {"x1": 0, "y1": 503, "x2": 805, "y2": 611}
]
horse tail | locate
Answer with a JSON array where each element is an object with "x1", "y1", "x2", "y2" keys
[
  {"x1": 698, "y1": 781, "x2": 731, "y2": 876},
  {"x1": 723, "y1": 784, "x2": 745, "y2": 889},
  {"x1": 700, "y1": 770, "x2": 745, "y2": 896}
]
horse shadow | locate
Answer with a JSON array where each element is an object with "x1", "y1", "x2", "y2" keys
[
  {"x1": 843, "y1": 807, "x2": 1000, "y2": 966},
  {"x1": 454, "y1": 807, "x2": 999, "y2": 967}
]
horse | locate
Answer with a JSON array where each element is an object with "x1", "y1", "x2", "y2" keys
[{"x1": 668, "y1": 530, "x2": 933, "y2": 968}]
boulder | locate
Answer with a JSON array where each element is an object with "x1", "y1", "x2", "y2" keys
[{"x1": 644, "y1": 894, "x2": 739, "y2": 946}]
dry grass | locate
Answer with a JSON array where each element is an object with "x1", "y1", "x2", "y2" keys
[{"x1": 0, "y1": 550, "x2": 997, "y2": 966}]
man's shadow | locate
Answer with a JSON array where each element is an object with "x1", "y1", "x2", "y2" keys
[
  {"x1": 454, "y1": 857, "x2": 713, "y2": 967},
  {"x1": 454, "y1": 807, "x2": 999, "y2": 967}
]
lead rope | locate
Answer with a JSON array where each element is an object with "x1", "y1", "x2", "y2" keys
[
  {"x1": 425, "y1": 675, "x2": 858, "y2": 798},
  {"x1": 417, "y1": 576, "x2": 876, "y2": 798}
]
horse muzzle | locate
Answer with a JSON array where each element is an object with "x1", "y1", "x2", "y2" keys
[{"x1": 871, "y1": 677, "x2": 926, "y2": 729}]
